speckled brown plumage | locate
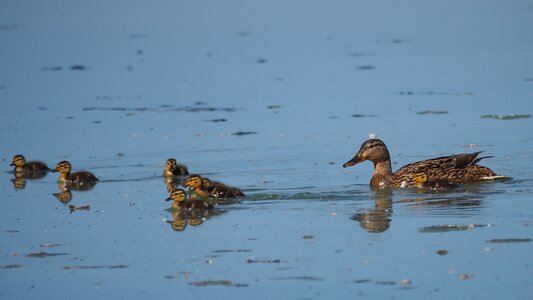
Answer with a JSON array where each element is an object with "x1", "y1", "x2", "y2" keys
[{"x1": 343, "y1": 139, "x2": 506, "y2": 189}]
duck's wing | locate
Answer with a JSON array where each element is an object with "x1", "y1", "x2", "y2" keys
[{"x1": 395, "y1": 151, "x2": 485, "y2": 176}]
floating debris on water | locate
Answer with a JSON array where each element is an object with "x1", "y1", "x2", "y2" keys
[
  {"x1": 26, "y1": 252, "x2": 68, "y2": 258},
  {"x1": 204, "y1": 118, "x2": 227, "y2": 123},
  {"x1": 481, "y1": 114, "x2": 531, "y2": 120},
  {"x1": 247, "y1": 258, "x2": 282, "y2": 264},
  {"x1": 83, "y1": 104, "x2": 238, "y2": 113},
  {"x1": 417, "y1": 110, "x2": 448, "y2": 115},
  {"x1": 267, "y1": 105, "x2": 282, "y2": 109},
  {"x1": 256, "y1": 58, "x2": 268, "y2": 64},
  {"x1": 0, "y1": 264, "x2": 22, "y2": 269},
  {"x1": 457, "y1": 274, "x2": 474, "y2": 280},
  {"x1": 41, "y1": 66, "x2": 63, "y2": 71},
  {"x1": 398, "y1": 91, "x2": 474, "y2": 96},
  {"x1": 188, "y1": 280, "x2": 248, "y2": 287},
  {"x1": 349, "y1": 52, "x2": 374, "y2": 57},
  {"x1": 271, "y1": 276, "x2": 323, "y2": 281},
  {"x1": 63, "y1": 265, "x2": 128, "y2": 270},
  {"x1": 357, "y1": 65, "x2": 376, "y2": 70},
  {"x1": 486, "y1": 238, "x2": 532, "y2": 244},
  {"x1": 212, "y1": 249, "x2": 252, "y2": 253},
  {"x1": 70, "y1": 65, "x2": 88, "y2": 71},
  {"x1": 303, "y1": 235, "x2": 314, "y2": 239},
  {"x1": 231, "y1": 131, "x2": 258, "y2": 136},
  {"x1": 69, "y1": 205, "x2": 90, "y2": 213},
  {"x1": 436, "y1": 250, "x2": 449, "y2": 256},
  {"x1": 40, "y1": 243, "x2": 61, "y2": 248},
  {"x1": 419, "y1": 224, "x2": 491, "y2": 233},
  {"x1": 351, "y1": 114, "x2": 378, "y2": 118},
  {"x1": 352, "y1": 278, "x2": 411, "y2": 286}
]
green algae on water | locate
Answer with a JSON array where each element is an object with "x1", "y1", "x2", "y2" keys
[
  {"x1": 418, "y1": 224, "x2": 491, "y2": 233},
  {"x1": 486, "y1": 238, "x2": 532, "y2": 244},
  {"x1": 481, "y1": 114, "x2": 531, "y2": 120}
]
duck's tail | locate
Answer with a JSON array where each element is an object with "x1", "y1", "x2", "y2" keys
[{"x1": 480, "y1": 175, "x2": 512, "y2": 181}]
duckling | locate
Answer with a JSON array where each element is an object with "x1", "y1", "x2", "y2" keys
[
  {"x1": 53, "y1": 161, "x2": 99, "y2": 187},
  {"x1": 10, "y1": 154, "x2": 50, "y2": 178},
  {"x1": 163, "y1": 158, "x2": 189, "y2": 177},
  {"x1": 186, "y1": 175, "x2": 245, "y2": 199},
  {"x1": 165, "y1": 188, "x2": 213, "y2": 210},
  {"x1": 412, "y1": 173, "x2": 458, "y2": 191},
  {"x1": 202, "y1": 177, "x2": 246, "y2": 197},
  {"x1": 343, "y1": 138, "x2": 508, "y2": 189}
]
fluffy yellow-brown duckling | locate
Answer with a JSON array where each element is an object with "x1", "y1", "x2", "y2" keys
[
  {"x1": 165, "y1": 188, "x2": 213, "y2": 210},
  {"x1": 10, "y1": 154, "x2": 50, "y2": 178},
  {"x1": 163, "y1": 158, "x2": 189, "y2": 177},
  {"x1": 186, "y1": 175, "x2": 245, "y2": 199},
  {"x1": 412, "y1": 173, "x2": 458, "y2": 191},
  {"x1": 53, "y1": 161, "x2": 99, "y2": 187},
  {"x1": 343, "y1": 138, "x2": 508, "y2": 189}
]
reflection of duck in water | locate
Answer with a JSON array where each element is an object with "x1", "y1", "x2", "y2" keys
[
  {"x1": 352, "y1": 190, "x2": 393, "y2": 233},
  {"x1": 53, "y1": 161, "x2": 98, "y2": 190},
  {"x1": 186, "y1": 175, "x2": 245, "y2": 199},
  {"x1": 165, "y1": 188, "x2": 213, "y2": 210},
  {"x1": 10, "y1": 154, "x2": 50, "y2": 179},
  {"x1": 343, "y1": 139, "x2": 507, "y2": 189}
]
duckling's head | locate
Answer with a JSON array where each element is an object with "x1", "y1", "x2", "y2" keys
[
  {"x1": 166, "y1": 158, "x2": 177, "y2": 171},
  {"x1": 202, "y1": 177, "x2": 213, "y2": 188},
  {"x1": 343, "y1": 139, "x2": 390, "y2": 168},
  {"x1": 166, "y1": 188, "x2": 187, "y2": 202},
  {"x1": 54, "y1": 161, "x2": 72, "y2": 174},
  {"x1": 186, "y1": 175, "x2": 204, "y2": 189},
  {"x1": 413, "y1": 173, "x2": 428, "y2": 185},
  {"x1": 11, "y1": 155, "x2": 26, "y2": 167}
]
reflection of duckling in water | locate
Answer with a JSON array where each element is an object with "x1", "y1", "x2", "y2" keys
[
  {"x1": 11, "y1": 177, "x2": 27, "y2": 189},
  {"x1": 10, "y1": 154, "x2": 50, "y2": 179},
  {"x1": 186, "y1": 175, "x2": 245, "y2": 199},
  {"x1": 53, "y1": 161, "x2": 99, "y2": 190},
  {"x1": 166, "y1": 206, "x2": 213, "y2": 231},
  {"x1": 163, "y1": 158, "x2": 189, "y2": 177},
  {"x1": 165, "y1": 188, "x2": 213, "y2": 210},
  {"x1": 53, "y1": 190, "x2": 73, "y2": 203}
]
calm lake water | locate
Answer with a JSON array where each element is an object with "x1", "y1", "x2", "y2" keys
[{"x1": 1, "y1": 0, "x2": 533, "y2": 299}]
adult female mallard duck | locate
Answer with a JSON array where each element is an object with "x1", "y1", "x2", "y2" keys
[
  {"x1": 10, "y1": 154, "x2": 50, "y2": 178},
  {"x1": 343, "y1": 139, "x2": 507, "y2": 189},
  {"x1": 53, "y1": 161, "x2": 99, "y2": 188},
  {"x1": 186, "y1": 175, "x2": 245, "y2": 199},
  {"x1": 165, "y1": 188, "x2": 212, "y2": 210}
]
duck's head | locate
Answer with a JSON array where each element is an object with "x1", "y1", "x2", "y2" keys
[
  {"x1": 166, "y1": 188, "x2": 187, "y2": 202},
  {"x1": 186, "y1": 174, "x2": 203, "y2": 189},
  {"x1": 54, "y1": 161, "x2": 72, "y2": 174},
  {"x1": 166, "y1": 158, "x2": 177, "y2": 171},
  {"x1": 343, "y1": 139, "x2": 390, "y2": 168},
  {"x1": 11, "y1": 154, "x2": 26, "y2": 167}
]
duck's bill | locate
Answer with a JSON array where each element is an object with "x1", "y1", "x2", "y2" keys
[
  {"x1": 165, "y1": 196, "x2": 172, "y2": 201},
  {"x1": 9, "y1": 162, "x2": 15, "y2": 166},
  {"x1": 50, "y1": 169, "x2": 58, "y2": 173},
  {"x1": 343, "y1": 155, "x2": 365, "y2": 168}
]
